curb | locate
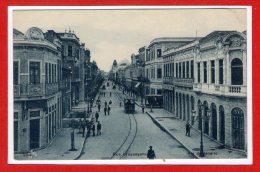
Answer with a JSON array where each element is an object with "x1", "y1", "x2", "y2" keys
[
  {"x1": 74, "y1": 134, "x2": 88, "y2": 160},
  {"x1": 146, "y1": 111, "x2": 199, "y2": 159}
]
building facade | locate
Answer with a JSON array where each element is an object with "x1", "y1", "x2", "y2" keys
[
  {"x1": 57, "y1": 30, "x2": 84, "y2": 107},
  {"x1": 162, "y1": 31, "x2": 247, "y2": 151},
  {"x1": 13, "y1": 27, "x2": 63, "y2": 152},
  {"x1": 145, "y1": 37, "x2": 195, "y2": 107}
]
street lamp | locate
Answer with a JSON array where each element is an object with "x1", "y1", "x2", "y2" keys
[{"x1": 191, "y1": 104, "x2": 211, "y2": 157}]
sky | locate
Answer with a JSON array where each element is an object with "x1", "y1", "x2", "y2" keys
[{"x1": 13, "y1": 8, "x2": 247, "y2": 72}]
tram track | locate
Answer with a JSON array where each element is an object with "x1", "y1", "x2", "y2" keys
[{"x1": 110, "y1": 90, "x2": 138, "y2": 159}]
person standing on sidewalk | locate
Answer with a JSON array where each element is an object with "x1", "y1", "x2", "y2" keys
[
  {"x1": 147, "y1": 146, "x2": 156, "y2": 159},
  {"x1": 92, "y1": 123, "x2": 96, "y2": 137},
  {"x1": 104, "y1": 106, "x2": 107, "y2": 116},
  {"x1": 110, "y1": 92, "x2": 112, "y2": 97},
  {"x1": 97, "y1": 121, "x2": 102, "y2": 136},
  {"x1": 95, "y1": 111, "x2": 99, "y2": 122},
  {"x1": 107, "y1": 105, "x2": 111, "y2": 115},
  {"x1": 185, "y1": 121, "x2": 191, "y2": 137}
]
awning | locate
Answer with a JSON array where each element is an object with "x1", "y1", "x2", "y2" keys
[{"x1": 135, "y1": 82, "x2": 141, "y2": 88}]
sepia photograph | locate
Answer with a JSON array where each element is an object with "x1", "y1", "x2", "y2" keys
[{"x1": 8, "y1": 6, "x2": 251, "y2": 164}]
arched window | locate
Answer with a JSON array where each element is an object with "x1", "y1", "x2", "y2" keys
[
  {"x1": 231, "y1": 58, "x2": 243, "y2": 85},
  {"x1": 232, "y1": 107, "x2": 245, "y2": 149},
  {"x1": 197, "y1": 100, "x2": 202, "y2": 130},
  {"x1": 211, "y1": 103, "x2": 217, "y2": 140},
  {"x1": 203, "y1": 101, "x2": 209, "y2": 135},
  {"x1": 219, "y1": 106, "x2": 225, "y2": 144}
]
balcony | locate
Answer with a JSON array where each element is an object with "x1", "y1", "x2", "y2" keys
[
  {"x1": 163, "y1": 77, "x2": 194, "y2": 87},
  {"x1": 193, "y1": 83, "x2": 247, "y2": 97},
  {"x1": 173, "y1": 78, "x2": 194, "y2": 87},
  {"x1": 14, "y1": 83, "x2": 59, "y2": 98}
]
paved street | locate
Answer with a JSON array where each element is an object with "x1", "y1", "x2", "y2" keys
[{"x1": 78, "y1": 81, "x2": 194, "y2": 160}]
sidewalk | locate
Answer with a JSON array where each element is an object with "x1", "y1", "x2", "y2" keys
[
  {"x1": 15, "y1": 128, "x2": 87, "y2": 160},
  {"x1": 145, "y1": 108, "x2": 247, "y2": 159}
]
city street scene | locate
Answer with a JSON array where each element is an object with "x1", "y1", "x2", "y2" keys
[{"x1": 11, "y1": 8, "x2": 249, "y2": 161}]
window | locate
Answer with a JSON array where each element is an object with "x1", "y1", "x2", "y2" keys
[
  {"x1": 179, "y1": 63, "x2": 181, "y2": 78},
  {"x1": 52, "y1": 64, "x2": 55, "y2": 83},
  {"x1": 157, "y1": 49, "x2": 162, "y2": 58},
  {"x1": 191, "y1": 60, "x2": 194, "y2": 79},
  {"x1": 182, "y1": 62, "x2": 185, "y2": 78},
  {"x1": 68, "y1": 45, "x2": 72, "y2": 56},
  {"x1": 186, "y1": 61, "x2": 189, "y2": 78},
  {"x1": 157, "y1": 89, "x2": 162, "y2": 95},
  {"x1": 211, "y1": 60, "x2": 215, "y2": 83},
  {"x1": 157, "y1": 68, "x2": 162, "y2": 79},
  {"x1": 49, "y1": 63, "x2": 51, "y2": 83},
  {"x1": 197, "y1": 63, "x2": 200, "y2": 83},
  {"x1": 54, "y1": 64, "x2": 56, "y2": 83},
  {"x1": 219, "y1": 59, "x2": 223, "y2": 84},
  {"x1": 172, "y1": 63, "x2": 174, "y2": 77},
  {"x1": 164, "y1": 64, "x2": 166, "y2": 77},
  {"x1": 13, "y1": 61, "x2": 19, "y2": 85},
  {"x1": 45, "y1": 63, "x2": 48, "y2": 83},
  {"x1": 176, "y1": 63, "x2": 178, "y2": 78},
  {"x1": 231, "y1": 58, "x2": 243, "y2": 85},
  {"x1": 203, "y1": 61, "x2": 207, "y2": 83},
  {"x1": 29, "y1": 62, "x2": 40, "y2": 84}
]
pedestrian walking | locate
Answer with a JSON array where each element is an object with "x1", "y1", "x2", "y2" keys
[
  {"x1": 95, "y1": 111, "x2": 99, "y2": 122},
  {"x1": 110, "y1": 92, "x2": 112, "y2": 97},
  {"x1": 98, "y1": 104, "x2": 101, "y2": 112},
  {"x1": 109, "y1": 100, "x2": 112, "y2": 105},
  {"x1": 186, "y1": 121, "x2": 191, "y2": 137},
  {"x1": 104, "y1": 106, "x2": 107, "y2": 116},
  {"x1": 92, "y1": 123, "x2": 96, "y2": 136},
  {"x1": 141, "y1": 104, "x2": 145, "y2": 114},
  {"x1": 107, "y1": 105, "x2": 111, "y2": 115},
  {"x1": 147, "y1": 146, "x2": 156, "y2": 159},
  {"x1": 97, "y1": 121, "x2": 102, "y2": 136},
  {"x1": 105, "y1": 101, "x2": 107, "y2": 107}
]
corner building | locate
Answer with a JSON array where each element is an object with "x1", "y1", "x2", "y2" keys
[
  {"x1": 162, "y1": 31, "x2": 247, "y2": 151},
  {"x1": 13, "y1": 27, "x2": 63, "y2": 153}
]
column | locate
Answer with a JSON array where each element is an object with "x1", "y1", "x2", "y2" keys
[
  {"x1": 225, "y1": 52, "x2": 230, "y2": 85},
  {"x1": 243, "y1": 50, "x2": 247, "y2": 86},
  {"x1": 215, "y1": 59, "x2": 219, "y2": 85},
  {"x1": 194, "y1": 60, "x2": 198, "y2": 83},
  {"x1": 189, "y1": 60, "x2": 192, "y2": 79}
]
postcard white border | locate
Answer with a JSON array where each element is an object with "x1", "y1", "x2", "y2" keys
[{"x1": 8, "y1": 5, "x2": 253, "y2": 165}]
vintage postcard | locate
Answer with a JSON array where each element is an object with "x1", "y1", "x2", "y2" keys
[{"x1": 8, "y1": 6, "x2": 252, "y2": 165}]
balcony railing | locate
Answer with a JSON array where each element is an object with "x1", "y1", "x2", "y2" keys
[
  {"x1": 163, "y1": 77, "x2": 194, "y2": 87},
  {"x1": 193, "y1": 83, "x2": 246, "y2": 97},
  {"x1": 14, "y1": 83, "x2": 59, "y2": 98}
]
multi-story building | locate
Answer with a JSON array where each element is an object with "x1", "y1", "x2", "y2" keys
[
  {"x1": 13, "y1": 27, "x2": 63, "y2": 152},
  {"x1": 162, "y1": 31, "x2": 247, "y2": 151},
  {"x1": 57, "y1": 30, "x2": 84, "y2": 106},
  {"x1": 145, "y1": 37, "x2": 195, "y2": 107},
  {"x1": 163, "y1": 40, "x2": 198, "y2": 117}
]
